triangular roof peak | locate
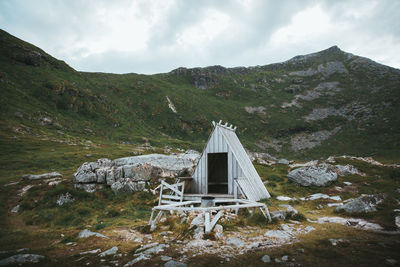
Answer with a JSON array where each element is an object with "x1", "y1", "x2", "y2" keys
[{"x1": 212, "y1": 120, "x2": 237, "y2": 132}]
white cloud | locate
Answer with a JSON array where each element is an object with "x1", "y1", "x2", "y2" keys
[{"x1": 0, "y1": 0, "x2": 399, "y2": 73}]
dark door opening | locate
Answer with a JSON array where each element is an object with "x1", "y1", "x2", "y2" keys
[{"x1": 207, "y1": 152, "x2": 228, "y2": 194}]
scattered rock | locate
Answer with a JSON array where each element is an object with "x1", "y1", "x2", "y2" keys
[
  {"x1": 396, "y1": 216, "x2": 400, "y2": 229},
  {"x1": 321, "y1": 164, "x2": 361, "y2": 176},
  {"x1": 281, "y1": 255, "x2": 289, "y2": 261},
  {"x1": 226, "y1": 237, "x2": 245, "y2": 248},
  {"x1": 277, "y1": 196, "x2": 293, "y2": 201},
  {"x1": 303, "y1": 226, "x2": 316, "y2": 233},
  {"x1": 343, "y1": 182, "x2": 352, "y2": 186},
  {"x1": 190, "y1": 214, "x2": 205, "y2": 227},
  {"x1": 78, "y1": 229, "x2": 106, "y2": 238},
  {"x1": 161, "y1": 256, "x2": 172, "y2": 261},
  {"x1": 3, "y1": 181, "x2": 19, "y2": 187},
  {"x1": 264, "y1": 230, "x2": 292, "y2": 240},
  {"x1": 80, "y1": 249, "x2": 101, "y2": 255},
  {"x1": 335, "y1": 194, "x2": 385, "y2": 214},
  {"x1": 328, "y1": 238, "x2": 347, "y2": 246},
  {"x1": 301, "y1": 193, "x2": 341, "y2": 201},
  {"x1": 316, "y1": 216, "x2": 383, "y2": 231},
  {"x1": 22, "y1": 172, "x2": 62, "y2": 180},
  {"x1": 193, "y1": 226, "x2": 204, "y2": 240},
  {"x1": 166, "y1": 96, "x2": 177, "y2": 113},
  {"x1": 140, "y1": 243, "x2": 169, "y2": 256},
  {"x1": 18, "y1": 185, "x2": 34, "y2": 196},
  {"x1": 261, "y1": 254, "x2": 271, "y2": 263},
  {"x1": 164, "y1": 260, "x2": 187, "y2": 267},
  {"x1": 288, "y1": 166, "x2": 338, "y2": 186},
  {"x1": 290, "y1": 160, "x2": 318, "y2": 168},
  {"x1": 74, "y1": 183, "x2": 104, "y2": 193},
  {"x1": 11, "y1": 205, "x2": 20, "y2": 213},
  {"x1": 245, "y1": 106, "x2": 266, "y2": 115},
  {"x1": 213, "y1": 224, "x2": 224, "y2": 240},
  {"x1": 278, "y1": 158, "x2": 290, "y2": 165},
  {"x1": 38, "y1": 116, "x2": 52, "y2": 126},
  {"x1": 56, "y1": 192, "x2": 74, "y2": 206},
  {"x1": 124, "y1": 254, "x2": 149, "y2": 266},
  {"x1": 279, "y1": 204, "x2": 298, "y2": 215},
  {"x1": 271, "y1": 210, "x2": 286, "y2": 221},
  {"x1": 0, "y1": 254, "x2": 44, "y2": 265},
  {"x1": 328, "y1": 203, "x2": 343, "y2": 207},
  {"x1": 99, "y1": 246, "x2": 118, "y2": 257},
  {"x1": 385, "y1": 259, "x2": 398, "y2": 266}
]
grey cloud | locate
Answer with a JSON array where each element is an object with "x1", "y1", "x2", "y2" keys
[{"x1": 0, "y1": 0, "x2": 399, "y2": 73}]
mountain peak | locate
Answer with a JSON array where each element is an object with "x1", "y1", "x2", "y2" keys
[{"x1": 285, "y1": 45, "x2": 350, "y2": 65}]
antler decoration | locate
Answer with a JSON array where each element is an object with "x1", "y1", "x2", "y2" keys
[{"x1": 213, "y1": 120, "x2": 236, "y2": 131}]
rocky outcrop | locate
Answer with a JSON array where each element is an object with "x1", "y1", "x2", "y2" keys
[
  {"x1": 290, "y1": 127, "x2": 341, "y2": 152},
  {"x1": 287, "y1": 166, "x2": 338, "y2": 186},
  {"x1": 73, "y1": 151, "x2": 200, "y2": 193},
  {"x1": 78, "y1": 229, "x2": 106, "y2": 238},
  {"x1": 282, "y1": 81, "x2": 343, "y2": 108},
  {"x1": 304, "y1": 103, "x2": 372, "y2": 122},
  {"x1": 0, "y1": 254, "x2": 44, "y2": 265},
  {"x1": 335, "y1": 194, "x2": 385, "y2": 214},
  {"x1": 111, "y1": 179, "x2": 146, "y2": 195},
  {"x1": 317, "y1": 61, "x2": 348, "y2": 77},
  {"x1": 289, "y1": 60, "x2": 348, "y2": 78}
]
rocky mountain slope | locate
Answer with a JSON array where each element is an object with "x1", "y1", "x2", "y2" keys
[{"x1": 1, "y1": 29, "x2": 400, "y2": 160}]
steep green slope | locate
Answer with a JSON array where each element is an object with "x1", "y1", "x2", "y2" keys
[{"x1": 1, "y1": 29, "x2": 399, "y2": 160}]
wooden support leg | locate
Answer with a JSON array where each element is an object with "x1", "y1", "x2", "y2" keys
[
  {"x1": 259, "y1": 205, "x2": 272, "y2": 222},
  {"x1": 235, "y1": 201, "x2": 239, "y2": 215},
  {"x1": 150, "y1": 211, "x2": 163, "y2": 231},
  {"x1": 204, "y1": 211, "x2": 211, "y2": 233},
  {"x1": 264, "y1": 205, "x2": 272, "y2": 222},
  {"x1": 148, "y1": 210, "x2": 155, "y2": 226}
]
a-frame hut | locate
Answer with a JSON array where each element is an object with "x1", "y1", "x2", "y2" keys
[{"x1": 190, "y1": 121, "x2": 270, "y2": 201}]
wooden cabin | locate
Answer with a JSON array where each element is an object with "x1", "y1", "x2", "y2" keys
[{"x1": 186, "y1": 120, "x2": 270, "y2": 201}]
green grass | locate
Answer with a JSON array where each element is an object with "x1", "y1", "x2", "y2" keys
[{"x1": 1, "y1": 29, "x2": 400, "y2": 163}]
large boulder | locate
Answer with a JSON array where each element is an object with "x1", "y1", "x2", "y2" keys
[
  {"x1": 112, "y1": 153, "x2": 199, "y2": 177},
  {"x1": 287, "y1": 166, "x2": 337, "y2": 186},
  {"x1": 335, "y1": 194, "x2": 385, "y2": 214},
  {"x1": 111, "y1": 179, "x2": 146, "y2": 195},
  {"x1": 73, "y1": 158, "x2": 112, "y2": 183},
  {"x1": 73, "y1": 152, "x2": 200, "y2": 193},
  {"x1": 122, "y1": 163, "x2": 159, "y2": 181}
]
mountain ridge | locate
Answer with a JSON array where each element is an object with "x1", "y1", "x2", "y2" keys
[{"x1": 1, "y1": 29, "x2": 399, "y2": 161}]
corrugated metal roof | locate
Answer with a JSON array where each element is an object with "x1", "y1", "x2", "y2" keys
[{"x1": 218, "y1": 125, "x2": 270, "y2": 201}]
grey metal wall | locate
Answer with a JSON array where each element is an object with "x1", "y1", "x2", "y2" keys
[{"x1": 192, "y1": 126, "x2": 243, "y2": 194}]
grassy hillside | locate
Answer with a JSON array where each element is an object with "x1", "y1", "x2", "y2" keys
[{"x1": 1, "y1": 29, "x2": 400, "y2": 162}]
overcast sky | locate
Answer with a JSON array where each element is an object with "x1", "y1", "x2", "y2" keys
[{"x1": 1, "y1": 0, "x2": 399, "y2": 74}]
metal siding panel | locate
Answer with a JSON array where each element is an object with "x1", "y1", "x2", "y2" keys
[{"x1": 218, "y1": 126, "x2": 270, "y2": 200}]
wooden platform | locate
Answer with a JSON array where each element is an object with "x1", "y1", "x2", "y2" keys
[{"x1": 149, "y1": 198, "x2": 271, "y2": 233}]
